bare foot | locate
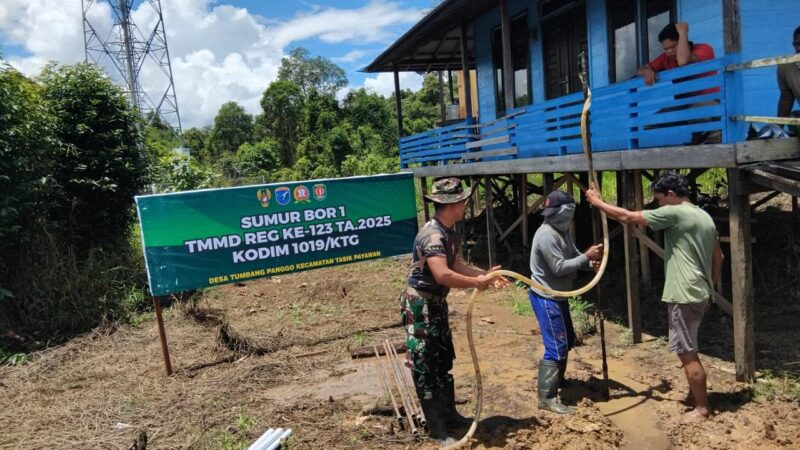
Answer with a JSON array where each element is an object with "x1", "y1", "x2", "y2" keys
[{"x1": 681, "y1": 408, "x2": 710, "y2": 423}]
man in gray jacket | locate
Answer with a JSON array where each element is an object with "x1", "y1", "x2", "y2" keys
[{"x1": 530, "y1": 190, "x2": 602, "y2": 414}]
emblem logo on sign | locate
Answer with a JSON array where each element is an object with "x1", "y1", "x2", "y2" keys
[
  {"x1": 313, "y1": 184, "x2": 327, "y2": 201},
  {"x1": 275, "y1": 187, "x2": 291, "y2": 206},
  {"x1": 256, "y1": 188, "x2": 271, "y2": 208},
  {"x1": 293, "y1": 185, "x2": 310, "y2": 203}
]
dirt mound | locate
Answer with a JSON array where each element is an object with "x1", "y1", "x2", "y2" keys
[{"x1": 498, "y1": 400, "x2": 625, "y2": 450}]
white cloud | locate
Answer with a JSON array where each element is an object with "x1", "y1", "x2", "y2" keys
[
  {"x1": 332, "y1": 50, "x2": 368, "y2": 63},
  {"x1": 0, "y1": 0, "x2": 425, "y2": 127},
  {"x1": 363, "y1": 71, "x2": 423, "y2": 97}
]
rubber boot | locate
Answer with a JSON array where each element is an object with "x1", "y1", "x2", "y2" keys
[
  {"x1": 442, "y1": 379, "x2": 473, "y2": 426},
  {"x1": 557, "y1": 357, "x2": 569, "y2": 388},
  {"x1": 420, "y1": 395, "x2": 457, "y2": 446},
  {"x1": 538, "y1": 360, "x2": 574, "y2": 414}
]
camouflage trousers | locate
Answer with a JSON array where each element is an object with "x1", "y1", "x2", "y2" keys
[{"x1": 400, "y1": 287, "x2": 455, "y2": 400}]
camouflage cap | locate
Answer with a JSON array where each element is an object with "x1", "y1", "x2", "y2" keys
[{"x1": 424, "y1": 177, "x2": 473, "y2": 204}]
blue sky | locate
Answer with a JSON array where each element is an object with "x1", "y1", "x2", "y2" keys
[{"x1": 0, "y1": 0, "x2": 436, "y2": 127}]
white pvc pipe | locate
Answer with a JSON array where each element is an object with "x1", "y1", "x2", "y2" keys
[
  {"x1": 247, "y1": 428, "x2": 280, "y2": 450},
  {"x1": 265, "y1": 428, "x2": 292, "y2": 450},
  {"x1": 258, "y1": 429, "x2": 284, "y2": 450}
]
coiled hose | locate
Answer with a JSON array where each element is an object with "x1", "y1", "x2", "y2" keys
[{"x1": 442, "y1": 84, "x2": 609, "y2": 450}]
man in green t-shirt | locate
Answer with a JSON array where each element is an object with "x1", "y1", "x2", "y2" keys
[{"x1": 586, "y1": 172, "x2": 723, "y2": 420}]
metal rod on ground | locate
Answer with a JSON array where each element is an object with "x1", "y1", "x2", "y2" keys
[
  {"x1": 383, "y1": 339, "x2": 419, "y2": 428},
  {"x1": 373, "y1": 344, "x2": 404, "y2": 428},
  {"x1": 388, "y1": 339, "x2": 425, "y2": 426},
  {"x1": 383, "y1": 340, "x2": 417, "y2": 434},
  {"x1": 152, "y1": 296, "x2": 173, "y2": 376}
]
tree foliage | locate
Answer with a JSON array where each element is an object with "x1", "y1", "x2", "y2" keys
[
  {"x1": 278, "y1": 47, "x2": 348, "y2": 96},
  {"x1": 38, "y1": 62, "x2": 147, "y2": 251},
  {"x1": 208, "y1": 101, "x2": 254, "y2": 160}
]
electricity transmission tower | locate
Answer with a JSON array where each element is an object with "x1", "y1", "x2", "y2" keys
[{"x1": 82, "y1": 0, "x2": 184, "y2": 146}]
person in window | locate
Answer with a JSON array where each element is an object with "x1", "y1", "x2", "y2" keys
[
  {"x1": 777, "y1": 26, "x2": 800, "y2": 135},
  {"x1": 637, "y1": 23, "x2": 715, "y2": 85},
  {"x1": 638, "y1": 23, "x2": 721, "y2": 144}
]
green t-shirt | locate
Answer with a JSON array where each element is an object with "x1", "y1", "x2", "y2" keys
[{"x1": 642, "y1": 203, "x2": 717, "y2": 304}]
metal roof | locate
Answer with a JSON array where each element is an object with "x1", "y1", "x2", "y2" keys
[{"x1": 362, "y1": 0, "x2": 498, "y2": 73}]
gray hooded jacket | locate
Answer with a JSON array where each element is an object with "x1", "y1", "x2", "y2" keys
[{"x1": 529, "y1": 203, "x2": 591, "y2": 300}]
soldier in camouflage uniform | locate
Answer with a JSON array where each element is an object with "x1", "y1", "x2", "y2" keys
[{"x1": 401, "y1": 177, "x2": 509, "y2": 444}]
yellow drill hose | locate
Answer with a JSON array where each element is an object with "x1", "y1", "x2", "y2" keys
[{"x1": 443, "y1": 86, "x2": 608, "y2": 450}]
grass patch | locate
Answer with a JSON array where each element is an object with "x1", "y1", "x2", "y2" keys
[
  {"x1": 509, "y1": 287, "x2": 534, "y2": 317},
  {"x1": 753, "y1": 371, "x2": 800, "y2": 403},
  {"x1": 352, "y1": 331, "x2": 368, "y2": 346},
  {"x1": 0, "y1": 348, "x2": 30, "y2": 365},
  {"x1": 569, "y1": 295, "x2": 597, "y2": 340},
  {"x1": 618, "y1": 326, "x2": 634, "y2": 346},
  {"x1": 217, "y1": 408, "x2": 255, "y2": 450}
]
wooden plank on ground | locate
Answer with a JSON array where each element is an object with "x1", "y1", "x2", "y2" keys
[{"x1": 351, "y1": 341, "x2": 405, "y2": 359}]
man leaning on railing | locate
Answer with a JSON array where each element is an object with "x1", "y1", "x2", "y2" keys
[
  {"x1": 637, "y1": 23, "x2": 716, "y2": 86},
  {"x1": 777, "y1": 26, "x2": 800, "y2": 135},
  {"x1": 636, "y1": 23, "x2": 721, "y2": 145}
]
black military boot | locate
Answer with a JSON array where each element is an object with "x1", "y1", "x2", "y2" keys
[
  {"x1": 538, "y1": 360, "x2": 574, "y2": 415},
  {"x1": 442, "y1": 378, "x2": 473, "y2": 426},
  {"x1": 420, "y1": 394, "x2": 457, "y2": 446}
]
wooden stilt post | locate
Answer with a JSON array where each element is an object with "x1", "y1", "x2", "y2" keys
[
  {"x1": 521, "y1": 174, "x2": 529, "y2": 249},
  {"x1": 485, "y1": 175, "x2": 496, "y2": 267},
  {"x1": 153, "y1": 296, "x2": 173, "y2": 376},
  {"x1": 633, "y1": 170, "x2": 651, "y2": 288},
  {"x1": 420, "y1": 177, "x2": 430, "y2": 223},
  {"x1": 543, "y1": 173, "x2": 554, "y2": 195},
  {"x1": 393, "y1": 64, "x2": 403, "y2": 138},
  {"x1": 438, "y1": 71, "x2": 446, "y2": 125},
  {"x1": 728, "y1": 168, "x2": 755, "y2": 382},
  {"x1": 622, "y1": 170, "x2": 642, "y2": 343}
]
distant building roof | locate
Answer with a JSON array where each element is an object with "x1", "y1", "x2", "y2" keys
[{"x1": 362, "y1": 0, "x2": 497, "y2": 73}]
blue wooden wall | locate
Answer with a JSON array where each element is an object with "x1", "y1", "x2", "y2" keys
[
  {"x1": 473, "y1": 0, "x2": 534, "y2": 121},
  {"x1": 737, "y1": 0, "x2": 799, "y2": 117},
  {"x1": 470, "y1": 0, "x2": 794, "y2": 130}
]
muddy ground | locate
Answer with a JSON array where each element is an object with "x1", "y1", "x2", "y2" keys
[{"x1": 1, "y1": 200, "x2": 799, "y2": 449}]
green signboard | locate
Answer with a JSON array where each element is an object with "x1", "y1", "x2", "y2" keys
[{"x1": 136, "y1": 173, "x2": 418, "y2": 296}]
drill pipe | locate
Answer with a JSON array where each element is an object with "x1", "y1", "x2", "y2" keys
[
  {"x1": 382, "y1": 340, "x2": 417, "y2": 434},
  {"x1": 387, "y1": 339, "x2": 425, "y2": 426},
  {"x1": 373, "y1": 344, "x2": 404, "y2": 429}
]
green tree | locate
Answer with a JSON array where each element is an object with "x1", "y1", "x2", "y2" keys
[
  {"x1": 278, "y1": 47, "x2": 347, "y2": 96},
  {"x1": 0, "y1": 65, "x2": 56, "y2": 268},
  {"x1": 259, "y1": 80, "x2": 303, "y2": 166},
  {"x1": 209, "y1": 101, "x2": 254, "y2": 159},
  {"x1": 235, "y1": 140, "x2": 281, "y2": 179},
  {"x1": 182, "y1": 126, "x2": 211, "y2": 161},
  {"x1": 38, "y1": 62, "x2": 146, "y2": 250},
  {"x1": 342, "y1": 88, "x2": 396, "y2": 152}
]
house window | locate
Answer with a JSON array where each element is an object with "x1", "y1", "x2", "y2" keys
[
  {"x1": 492, "y1": 14, "x2": 532, "y2": 116},
  {"x1": 608, "y1": 0, "x2": 675, "y2": 82}
]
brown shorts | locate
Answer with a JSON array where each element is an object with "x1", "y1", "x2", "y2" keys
[{"x1": 667, "y1": 301, "x2": 708, "y2": 354}]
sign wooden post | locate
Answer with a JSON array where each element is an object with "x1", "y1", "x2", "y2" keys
[{"x1": 152, "y1": 296, "x2": 173, "y2": 376}]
